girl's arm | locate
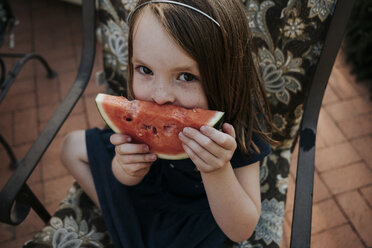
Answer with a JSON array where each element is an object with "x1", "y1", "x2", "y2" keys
[
  {"x1": 201, "y1": 162, "x2": 261, "y2": 242},
  {"x1": 179, "y1": 124, "x2": 261, "y2": 242}
]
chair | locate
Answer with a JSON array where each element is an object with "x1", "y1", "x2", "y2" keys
[
  {"x1": 0, "y1": 0, "x2": 96, "y2": 230},
  {"x1": 0, "y1": 0, "x2": 355, "y2": 247}
]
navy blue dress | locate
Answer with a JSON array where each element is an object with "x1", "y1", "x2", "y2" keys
[{"x1": 86, "y1": 128, "x2": 271, "y2": 248}]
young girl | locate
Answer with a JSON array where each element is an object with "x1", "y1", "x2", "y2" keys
[{"x1": 61, "y1": 0, "x2": 274, "y2": 247}]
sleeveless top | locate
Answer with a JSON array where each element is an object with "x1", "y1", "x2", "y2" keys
[{"x1": 86, "y1": 128, "x2": 271, "y2": 248}]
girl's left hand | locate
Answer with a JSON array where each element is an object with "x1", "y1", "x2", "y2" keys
[{"x1": 178, "y1": 123, "x2": 237, "y2": 173}]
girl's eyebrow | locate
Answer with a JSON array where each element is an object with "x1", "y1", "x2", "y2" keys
[
  {"x1": 131, "y1": 57, "x2": 146, "y2": 65},
  {"x1": 132, "y1": 57, "x2": 199, "y2": 73},
  {"x1": 171, "y1": 64, "x2": 199, "y2": 72}
]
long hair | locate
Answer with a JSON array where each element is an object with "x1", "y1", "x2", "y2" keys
[{"x1": 127, "y1": 0, "x2": 276, "y2": 156}]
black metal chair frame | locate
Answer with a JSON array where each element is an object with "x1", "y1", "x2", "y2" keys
[
  {"x1": 0, "y1": 0, "x2": 356, "y2": 247},
  {"x1": 0, "y1": 0, "x2": 96, "y2": 225}
]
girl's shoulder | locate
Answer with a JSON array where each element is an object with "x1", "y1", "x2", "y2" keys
[{"x1": 231, "y1": 133, "x2": 271, "y2": 168}]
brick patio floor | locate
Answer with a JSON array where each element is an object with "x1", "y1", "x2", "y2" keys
[{"x1": 1, "y1": 0, "x2": 371, "y2": 247}]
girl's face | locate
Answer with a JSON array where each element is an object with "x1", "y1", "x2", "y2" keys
[{"x1": 131, "y1": 8, "x2": 208, "y2": 109}]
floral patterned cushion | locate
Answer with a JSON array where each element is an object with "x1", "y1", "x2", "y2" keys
[
  {"x1": 25, "y1": 0, "x2": 337, "y2": 247},
  {"x1": 24, "y1": 183, "x2": 113, "y2": 248}
]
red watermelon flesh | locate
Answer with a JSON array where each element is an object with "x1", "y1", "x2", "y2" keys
[{"x1": 95, "y1": 93, "x2": 225, "y2": 160}]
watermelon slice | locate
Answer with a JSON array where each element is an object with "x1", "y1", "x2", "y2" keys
[{"x1": 95, "y1": 93, "x2": 225, "y2": 160}]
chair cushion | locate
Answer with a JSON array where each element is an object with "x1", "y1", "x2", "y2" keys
[{"x1": 23, "y1": 183, "x2": 113, "y2": 248}]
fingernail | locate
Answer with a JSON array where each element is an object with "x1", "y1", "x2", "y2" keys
[
  {"x1": 126, "y1": 136, "x2": 131, "y2": 142},
  {"x1": 150, "y1": 154, "x2": 157, "y2": 160},
  {"x1": 144, "y1": 145, "x2": 149, "y2": 152},
  {"x1": 183, "y1": 127, "x2": 191, "y2": 133},
  {"x1": 200, "y1": 126, "x2": 207, "y2": 132},
  {"x1": 110, "y1": 135, "x2": 118, "y2": 143}
]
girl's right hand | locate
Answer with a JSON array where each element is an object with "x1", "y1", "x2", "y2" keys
[{"x1": 110, "y1": 133, "x2": 157, "y2": 185}]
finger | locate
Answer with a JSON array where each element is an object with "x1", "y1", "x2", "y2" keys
[
  {"x1": 118, "y1": 161, "x2": 152, "y2": 178},
  {"x1": 119, "y1": 153, "x2": 157, "y2": 164},
  {"x1": 181, "y1": 143, "x2": 215, "y2": 173},
  {"x1": 222, "y1": 123, "x2": 236, "y2": 139},
  {"x1": 113, "y1": 155, "x2": 152, "y2": 175},
  {"x1": 124, "y1": 162, "x2": 152, "y2": 176},
  {"x1": 179, "y1": 132, "x2": 222, "y2": 166},
  {"x1": 115, "y1": 143, "x2": 149, "y2": 155},
  {"x1": 200, "y1": 125, "x2": 236, "y2": 151},
  {"x1": 110, "y1": 133, "x2": 132, "y2": 145},
  {"x1": 134, "y1": 166, "x2": 151, "y2": 177},
  {"x1": 181, "y1": 127, "x2": 223, "y2": 156}
]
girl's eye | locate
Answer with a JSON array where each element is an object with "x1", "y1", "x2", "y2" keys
[
  {"x1": 138, "y1": 66, "x2": 153, "y2": 75},
  {"x1": 179, "y1": 73, "x2": 197, "y2": 82}
]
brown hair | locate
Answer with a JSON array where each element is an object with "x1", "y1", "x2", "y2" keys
[{"x1": 127, "y1": 0, "x2": 276, "y2": 156}]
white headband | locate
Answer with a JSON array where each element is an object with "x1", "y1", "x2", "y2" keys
[{"x1": 127, "y1": 0, "x2": 221, "y2": 27}]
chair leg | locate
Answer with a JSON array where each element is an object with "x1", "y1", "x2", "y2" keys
[
  {"x1": 6, "y1": 183, "x2": 51, "y2": 225},
  {"x1": 0, "y1": 57, "x2": 6, "y2": 86},
  {"x1": 0, "y1": 53, "x2": 57, "y2": 103},
  {"x1": 0, "y1": 134, "x2": 19, "y2": 169},
  {"x1": 0, "y1": 52, "x2": 56, "y2": 78},
  {"x1": 19, "y1": 184, "x2": 51, "y2": 224}
]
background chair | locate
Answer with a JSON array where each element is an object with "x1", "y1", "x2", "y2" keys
[
  {"x1": 0, "y1": 0, "x2": 56, "y2": 170},
  {"x1": 0, "y1": 0, "x2": 96, "y2": 233},
  {"x1": 0, "y1": 0, "x2": 357, "y2": 247}
]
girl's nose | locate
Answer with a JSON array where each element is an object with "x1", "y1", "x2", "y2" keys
[{"x1": 151, "y1": 80, "x2": 176, "y2": 105}]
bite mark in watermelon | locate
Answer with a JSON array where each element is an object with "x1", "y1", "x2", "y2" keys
[{"x1": 95, "y1": 93, "x2": 225, "y2": 160}]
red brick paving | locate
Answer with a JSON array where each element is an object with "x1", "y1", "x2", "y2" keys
[
  {"x1": 337, "y1": 191, "x2": 372, "y2": 247},
  {"x1": 1, "y1": 0, "x2": 371, "y2": 248},
  {"x1": 311, "y1": 224, "x2": 365, "y2": 248},
  {"x1": 321, "y1": 162, "x2": 372, "y2": 195}
]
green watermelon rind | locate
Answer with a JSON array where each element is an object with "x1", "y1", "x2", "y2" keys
[
  {"x1": 95, "y1": 93, "x2": 121, "y2": 134},
  {"x1": 95, "y1": 94, "x2": 225, "y2": 160}
]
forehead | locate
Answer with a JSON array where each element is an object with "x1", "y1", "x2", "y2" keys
[{"x1": 131, "y1": 7, "x2": 198, "y2": 70}]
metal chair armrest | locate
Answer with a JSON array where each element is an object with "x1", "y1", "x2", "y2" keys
[{"x1": 290, "y1": 0, "x2": 356, "y2": 247}]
